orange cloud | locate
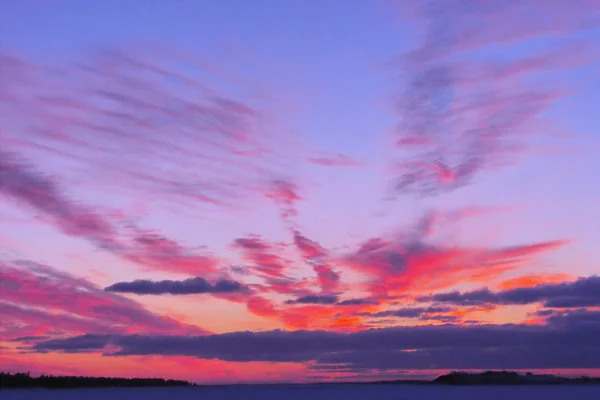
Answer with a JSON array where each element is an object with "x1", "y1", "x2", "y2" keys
[{"x1": 498, "y1": 273, "x2": 574, "y2": 290}]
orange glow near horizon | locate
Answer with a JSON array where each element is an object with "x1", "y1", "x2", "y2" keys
[{"x1": 1, "y1": 0, "x2": 600, "y2": 384}]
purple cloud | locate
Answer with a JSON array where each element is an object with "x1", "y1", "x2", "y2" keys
[
  {"x1": 368, "y1": 306, "x2": 454, "y2": 318},
  {"x1": 0, "y1": 259, "x2": 208, "y2": 340},
  {"x1": 0, "y1": 151, "x2": 221, "y2": 276},
  {"x1": 336, "y1": 298, "x2": 379, "y2": 306},
  {"x1": 286, "y1": 295, "x2": 339, "y2": 305},
  {"x1": 1, "y1": 47, "x2": 299, "y2": 211},
  {"x1": 29, "y1": 309, "x2": 600, "y2": 371},
  {"x1": 105, "y1": 277, "x2": 246, "y2": 295},
  {"x1": 285, "y1": 295, "x2": 378, "y2": 307},
  {"x1": 0, "y1": 150, "x2": 116, "y2": 248},
  {"x1": 390, "y1": 1, "x2": 600, "y2": 196},
  {"x1": 307, "y1": 154, "x2": 361, "y2": 167},
  {"x1": 419, "y1": 276, "x2": 600, "y2": 308}
]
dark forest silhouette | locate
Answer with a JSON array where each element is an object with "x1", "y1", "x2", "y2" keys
[
  {"x1": 0, "y1": 372, "x2": 194, "y2": 389},
  {"x1": 431, "y1": 371, "x2": 600, "y2": 385},
  {"x1": 365, "y1": 371, "x2": 600, "y2": 386},
  {"x1": 2, "y1": 371, "x2": 599, "y2": 389}
]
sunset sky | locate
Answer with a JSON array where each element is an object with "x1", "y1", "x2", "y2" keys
[{"x1": 1, "y1": 0, "x2": 600, "y2": 384}]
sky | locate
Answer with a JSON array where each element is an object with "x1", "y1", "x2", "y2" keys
[{"x1": 1, "y1": 0, "x2": 600, "y2": 384}]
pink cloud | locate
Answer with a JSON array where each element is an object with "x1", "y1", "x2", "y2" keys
[
  {"x1": 342, "y1": 212, "x2": 570, "y2": 299},
  {"x1": 0, "y1": 151, "x2": 222, "y2": 277},
  {"x1": 266, "y1": 179, "x2": 302, "y2": 222},
  {"x1": 389, "y1": 1, "x2": 599, "y2": 196},
  {"x1": 0, "y1": 47, "x2": 304, "y2": 213},
  {"x1": 0, "y1": 4, "x2": 596, "y2": 381},
  {"x1": 291, "y1": 229, "x2": 340, "y2": 293},
  {"x1": 0, "y1": 259, "x2": 207, "y2": 341},
  {"x1": 307, "y1": 154, "x2": 361, "y2": 167}
]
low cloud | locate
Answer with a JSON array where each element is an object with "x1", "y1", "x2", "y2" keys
[
  {"x1": 419, "y1": 276, "x2": 600, "y2": 308},
  {"x1": 337, "y1": 298, "x2": 379, "y2": 306},
  {"x1": 285, "y1": 295, "x2": 378, "y2": 307},
  {"x1": 105, "y1": 277, "x2": 246, "y2": 295},
  {"x1": 368, "y1": 306, "x2": 454, "y2": 319},
  {"x1": 30, "y1": 310, "x2": 600, "y2": 371},
  {"x1": 286, "y1": 295, "x2": 338, "y2": 305}
]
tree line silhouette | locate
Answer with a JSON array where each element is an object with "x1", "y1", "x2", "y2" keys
[
  {"x1": 0, "y1": 371, "x2": 195, "y2": 389},
  {"x1": 3, "y1": 370, "x2": 599, "y2": 389},
  {"x1": 432, "y1": 371, "x2": 600, "y2": 385}
]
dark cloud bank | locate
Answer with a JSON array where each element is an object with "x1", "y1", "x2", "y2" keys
[
  {"x1": 29, "y1": 309, "x2": 600, "y2": 372},
  {"x1": 419, "y1": 276, "x2": 600, "y2": 308},
  {"x1": 365, "y1": 306, "x2": 460, "y2": 323},
  {"x1": 285, "y1": 295, "x2": 377, "y2": 306},
  {"x1": 105, "y1": 277, "x2": 245, "y2": 295}
]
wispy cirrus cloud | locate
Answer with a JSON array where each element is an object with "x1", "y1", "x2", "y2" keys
[
  {"x1": 0, "y1": 302, "x2": 115, "y2": 340},
  {"x1": 291, "y1": 229, "x2": 340, "y2": 293},
  {"x1": 0, "y1": 150, "x2": 117, "y2": 246},
  {"x1": 224, "y1": 209, "x2": 571, "y2": 331},
  {"x1": 232, "y1": 235, "x2": 294, "y2": 283},
  {"x1": 341, "y1": 211, "x2": 569, "y2": 299},
  {"x1": 0, "y1": 151, "x2": 220, "y2": 276},
  {"x1": 0, "y1": 154, "x2": 573, "y2": 335},
  {"x1": 307, "y1": 154, "x2": 361, "y2": 167},
  {"x1": 0, "y1": 47, "x2": 301, "y2": 212},
  {"x1": 1, "y1": 0, "x2": 597, "y2": 382},
  {"x1": 266, "y1": 179, "x2": 302, "y2": 223},
  {"x1": 390, "y1": 1, "x2": 600, "y2": 196},
  {"x1": 0, "y1": 259, "x2": 207, "y2": 341}
]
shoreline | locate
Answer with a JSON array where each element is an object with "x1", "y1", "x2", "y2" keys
[{"x1": 2, "y1": 371, "x2": 600, "y2": 390}]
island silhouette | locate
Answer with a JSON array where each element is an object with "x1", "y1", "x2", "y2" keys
[
  {"x1": 430, "y1": 371, "x2": 600, "y2": 385},
  {"x1": 2, "y1": 371, "x2": 599, "y2": 389},
  {"x1": 0, "y1": 372, "x2": 195, "y2": 389}
]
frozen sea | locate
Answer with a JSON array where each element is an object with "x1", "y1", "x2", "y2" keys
[{"x1": 2, "y1": 384, "x2": 600, "y2": 400}]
